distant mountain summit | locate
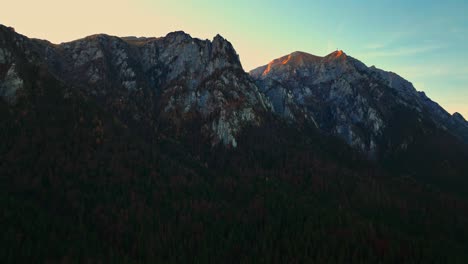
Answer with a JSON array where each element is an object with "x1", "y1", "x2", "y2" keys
[
  {"x1": 250, "y1": 50, "x2": 468, "y2": 158},
  {"x1": 250, "y1": 50, "x2": 349, "y2": 78},
  {"x1": 250, "y1": 51, "x2": 323, "y2": 77}
]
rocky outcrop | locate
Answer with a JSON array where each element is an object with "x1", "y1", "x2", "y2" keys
[
  {"x1": 251, "y1": 51, "x2": 384, "y2": 157},
  {"x1": 251, "y1": 50, "x2": 468, "y2": 157},
  {"x1": 0, "y1": 24, "x2": 269, "y2": 147},
  {"x1": 0, "y1": 63, "x2": 23, "y2": 104},
  {"x1": 453, "y1": 112, "x2": 467, "y2": 123}
]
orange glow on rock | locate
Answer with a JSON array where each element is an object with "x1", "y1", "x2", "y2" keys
[
  {"x1": 262, "y1": 63, "x2": 273, "y2": 75},
  {"x1": 281, "y1": 54, "x2": 293, "y2": 65}
]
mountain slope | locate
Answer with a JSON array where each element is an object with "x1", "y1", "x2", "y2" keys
[
  {"x1": 250, "y1": 50, "x2": 468, "y2": 158},
  {"x1": 0, "y1": 25, "x2": 270, "y2": 148}
]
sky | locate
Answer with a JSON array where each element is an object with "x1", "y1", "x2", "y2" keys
[{"x1": 1, "y1": 0, "x2": 467, "y2": 117}]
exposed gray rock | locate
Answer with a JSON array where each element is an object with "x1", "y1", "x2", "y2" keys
[
  {"x1": 22, "y1": 29, "x2": 268, "y2": 147},
  {"x1": 251, "y1": 51, "x2": 387, "y2": 156},
  {"x1": 0, "y1": 64, "x2": 23, "y2": 104},
  {"x1": 0, "y1": 48, "x2": 11, "y2": 64},
  {"x1": 251, "y1": 50, "x2": 468, "y2": 157}
]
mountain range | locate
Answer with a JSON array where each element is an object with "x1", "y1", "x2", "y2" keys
[{"x1": 1, "y1": 24, "x2": 468, "y2": 263}]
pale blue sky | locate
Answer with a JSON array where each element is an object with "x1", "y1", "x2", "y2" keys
[{"x1": 2, "y1": 0, "x2": 467, "y2": 116}]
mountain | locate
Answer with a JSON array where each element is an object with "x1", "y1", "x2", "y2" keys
[
  {"x1": 2, "y1": 25, "x2": 468, "y2": 263},
  {"x1": 251, "y1": 50, "x2": 468, "y2": 158},
  {"x1": 0, "y1": 25, "x2": 270, "y2": 149}
]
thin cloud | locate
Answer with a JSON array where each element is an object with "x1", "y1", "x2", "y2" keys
[
  {"x1": 394, "y1": 65, "x2": 468, "y2": 79},
  {"x1": 341, "y1": 28, "x2": 428, "y2": 58},
  {"x1": 364, "y1": 43, "x2": 386, "y2": 50},
  {"x1": 395, "y1": 65, "x2": 447, "y2": 78},
  {"x1": 363, "y1": 45, "x2": 441, "y2": 58}
]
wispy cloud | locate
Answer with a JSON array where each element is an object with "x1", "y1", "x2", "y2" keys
[
  {"x1": 362, "y1": 45, "x2": 442, "y2": 58},
  {"x1": 360, "y1": 28, "x2": 439, "y2": 57},
  {"x1": 394, "y1": 65, "x2": 468, "y2": 79},
  {"x1": 364, "y1": 34, "x2": 400, "y2": 51},
  {"x1": 364, "y1": 43, "x2": 386, "y2": 50}
]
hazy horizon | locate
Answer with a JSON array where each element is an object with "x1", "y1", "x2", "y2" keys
[{"x1": 1, "y1": 0, "x2": 467, "y2": 117}]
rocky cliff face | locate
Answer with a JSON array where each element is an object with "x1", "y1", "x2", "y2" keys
[
  {"x1": 0, "y1": 25, "x2": 269, "y2": 147},
  {"x1": 1, "y1": 24, "x2": 466, "y2": 156},
  {"x1": 251, "y1": 50, "x2": 468, "y2": 158}
]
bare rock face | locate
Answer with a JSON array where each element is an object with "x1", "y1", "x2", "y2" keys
[
  {"x1": 1, "y1": 23, "x2": 466, "y2": 155},
  {"x1": 0, "y1": 48, "x2": 12, "y2": 64},
  {"x1": 251, "y1": 50, "x2": 468, "y2": 157},
  {"x1": 251, "y1": 51, "x2": 385, "y2": 157},
  {"x1": 0, "y1": 64, "x2": 23, "y2": 104},
  {"x1": 0, "y1": 25, "x2": 269, "y2": 147},
  {"x1": 0, "y1": 27, "x2": 26, "y2": 105}
]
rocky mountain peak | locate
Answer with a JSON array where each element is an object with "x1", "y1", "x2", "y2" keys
[
  {"x1": 276, "y1": 51, "x2": 321, "y2": 67},
  {"x1": 210, "y1": 34, "x2": 242, "y2": 69},
  {"x1": 250, "y1": 50, "x2": 360, "y2": 81},
  {"x1": 0, "y1": 24, "x2": 14, "y2": 34},
  {"x1": 166, "y1": 30, "x2": 189, "y2": 36},
  {"x1": 335, "y1": 50, "x2": 344, "y2": 56},
  {"x1": 249, "y1": 51, "x2": 320, "y2": 78},
  {"x1": 321, "y1": 50, "x2": 351, "y2": 65},
  {"x1": 165, "y1": 30, "x2": 192, "y2": 41},
  {"x1": 212, "y1": 33, "x2": 226, "y2": 43},
  {"x1": 325, "y1": 50, "x2": 347, "y2": 59},
  {"x1": 0, "y1": 25, "x2": 268, "y2": 148},
  {"x1": 453, "y1": 112, "x2": 467, "y2": 122},
  {"x1": 250, "y1": 49, "x2": 468, "y2": 157}
]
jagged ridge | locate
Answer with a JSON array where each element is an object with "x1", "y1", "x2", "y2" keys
[
  {"x1": 250, "y1": 50, "x2": 468, "y2": 158},
  {"x1": 0, "y1": 24, "x2": 270, "y2": 147},
  {"x1": 1, "y1": 24, "x2": 467, "y2": 155}
]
